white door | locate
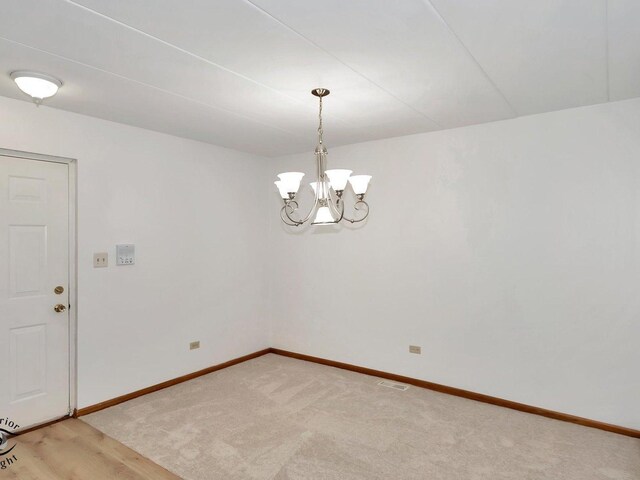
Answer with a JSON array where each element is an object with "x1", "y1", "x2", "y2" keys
[{"x1": 0, "y1": 155, "x2": 70, "y2": 429}]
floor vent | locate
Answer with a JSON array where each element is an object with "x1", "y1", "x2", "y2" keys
[{"x1": 377, "y1": 380, "x2": 409, "y2": 391}]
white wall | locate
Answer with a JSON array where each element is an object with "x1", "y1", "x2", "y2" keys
[
  {"x1": 0, "y1": 96, "x2": 270, "y2": 409},
  {"x1": 268, "y1": 98, "x2": 640, "y2": 429},
  {"x1": 3, "y1": 91, "x2": 638, "y2": 429}
]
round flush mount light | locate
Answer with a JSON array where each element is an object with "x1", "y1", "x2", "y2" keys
[{"x1": 10, "y1": 71, "x2": 62, "y2": 105}]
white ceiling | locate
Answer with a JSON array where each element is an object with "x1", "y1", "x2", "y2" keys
[{"x1": 0, "y1": 0, "x2": 638, "y2": 156}]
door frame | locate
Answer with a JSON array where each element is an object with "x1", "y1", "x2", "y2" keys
[{"x1": 0, "y1": 147, "x2": 78, "y2": 421}]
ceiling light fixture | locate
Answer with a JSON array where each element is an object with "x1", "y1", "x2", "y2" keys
[
  {"x1": 10, "y1": 71, "x2": 62, "y2": 105},
  {"x1": 275, "y1": 88, "x2": 372, "y2": 227}
]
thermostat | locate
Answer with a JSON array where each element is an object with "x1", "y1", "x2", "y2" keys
[{"x1": 116, "y1": 244, "x2": 135, "y2": 265}]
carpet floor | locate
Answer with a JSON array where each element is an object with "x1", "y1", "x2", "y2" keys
[{"x1": 84, "y1": 353, "x2": 640, "y2": 480}]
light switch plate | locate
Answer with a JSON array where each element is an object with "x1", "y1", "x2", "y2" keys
[
  {"x1": 409, "y1": 345, "x2": 422, "y2": 354},
  {"x1": 116, "y1": 244, "x2": 135, "y2": 265},
  {"x1": 93, "y1": 252, "x2": 108, "y2": 268}
]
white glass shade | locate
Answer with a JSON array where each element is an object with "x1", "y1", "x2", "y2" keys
[
  {"x1": 325, "y1": 169, "x2": 352, "y2": 191},
  {"x1": 274, "y1": 181, "x2": 289, "y2": 199},
  {"x1": 277, "y1": 172, "x2": 305, "y2": 195},
  {"x1": 311, "y1": 206, "x2": 335, "y2": 225},
  {"x1": 348, "y1": 175, "x2": 372, "y2": 195},
  {"x1": 11, "y1": 71, "x2": 62, "y2": 100}
]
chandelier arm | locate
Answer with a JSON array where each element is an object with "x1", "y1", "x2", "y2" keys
[
  {"x1": 282, "y1": 165, "x2": 322, "y2": 225},
  {"x1": 327, "y1": 189, "x2": 345, "y2": 223},
  {"x1": 282, "y1": 200, "x2": 306, "y2": 226},
  {"x1": 342, "y1": 200, "x2": 370, "y2": 224},
  {"x1": 286, "y1": 194, "x2": 319, "y2": 225},
  {"x1": 335, "y1": 197, "x2": 346, "y2": 223},
  {"x1": 280, "y1": 202, "x2": 302, "y2": 227}
]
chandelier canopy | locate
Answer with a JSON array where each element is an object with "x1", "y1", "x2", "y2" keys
[{"x1": 275, "y1": 88, "x2": 372, "y2": 227}]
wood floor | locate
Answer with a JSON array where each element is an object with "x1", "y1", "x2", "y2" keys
[{"x1": 3, "y1": 418, "x2": 179, "y2": 479}]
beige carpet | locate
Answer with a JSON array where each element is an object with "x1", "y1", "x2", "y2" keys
[{"x1": 84, "y1": 354, "x2": 640, "y2": 480}]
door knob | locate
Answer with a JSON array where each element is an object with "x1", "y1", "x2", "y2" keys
[{"x1": 54, "y1": 304, "x2": 67, "y2": 313}]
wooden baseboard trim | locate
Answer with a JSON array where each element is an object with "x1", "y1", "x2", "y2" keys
[
  {"x1": 75, "y1": 348, "x2": 272, "y2": 417},
  {"x1": 271, "y1": 348, "x2": 640, "y2": 439},
  {"x1": 73, "y1": 346, "x2": 639, "y2": 439}
]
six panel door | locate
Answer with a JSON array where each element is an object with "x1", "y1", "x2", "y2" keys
[{"x1": 0, "y1": 155, "x2": 70, "y2": 429}]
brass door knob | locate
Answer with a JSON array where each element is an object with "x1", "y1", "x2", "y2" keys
[{"x1": 54, "y1": 304, "x2": 67, "y2": 313}]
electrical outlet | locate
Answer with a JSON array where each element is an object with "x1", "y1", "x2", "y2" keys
[
  {"x1": 189, "y1": 341, "x2": 200, "y2": 350},
  {"x1": 93, "y1": 252, "x2": 108, "y2": 268},
  {"x1": 409, "y1": 345, "x2": 422, "y2": 354}
]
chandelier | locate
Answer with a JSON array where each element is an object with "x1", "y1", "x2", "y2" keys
[{"x1": 274, "y1": 88, "x2": 372, "y2": 226}]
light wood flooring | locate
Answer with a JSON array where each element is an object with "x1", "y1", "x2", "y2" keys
[{"x1": 2, "y1": 418, "x2": 179, "y2": 479}]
